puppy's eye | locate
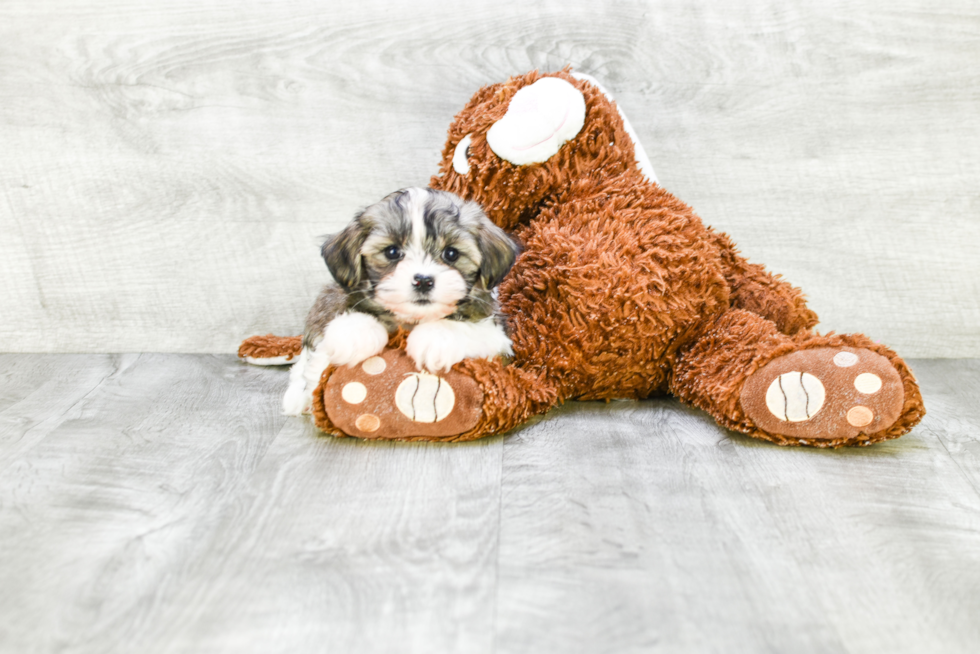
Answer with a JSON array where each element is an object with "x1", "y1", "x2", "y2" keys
[
  {"x1": 383, "y1": 245, "x2": 401, "y2": 261},
  {"x1": 442, "y1": 246, "x2": 460, "y2": 263}
]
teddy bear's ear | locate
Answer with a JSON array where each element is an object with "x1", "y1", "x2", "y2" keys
[
  {"x1": 568, "y1": 71, "x2": 659, "y2": 183},
  {"x1": 321, "y1": 212, "x2": 372, "y2": 292},
  {"x1": 486, "y1": 77, "x2": 586, "y2": 166},
  {"x1": 452, "y1": 133, "x2": 473, "y2": 175}
]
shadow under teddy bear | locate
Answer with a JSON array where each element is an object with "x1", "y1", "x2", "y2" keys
[{"x1": 240, "y1": 68, "x2": 924, "y2": 448}]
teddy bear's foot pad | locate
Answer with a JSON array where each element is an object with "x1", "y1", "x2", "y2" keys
[
  {"x1": 322, "y1": 349, "x2": 483, "y2": 439},
  {"x1": 740, "y1": 347, "x2": 904, "y2": 441}
]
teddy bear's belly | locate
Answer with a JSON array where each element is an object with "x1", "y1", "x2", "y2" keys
[{"x1": 499, "y1": 222, "x2": 730, "y2": 400}]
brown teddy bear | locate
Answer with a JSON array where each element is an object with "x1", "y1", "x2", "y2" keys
[{"x1": 241, "y1": 68, "x2": 925, "y2": 447}]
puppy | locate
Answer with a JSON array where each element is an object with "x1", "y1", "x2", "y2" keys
[{"x1": 282, "y1": 187, "x2": 520, "y2": 415}]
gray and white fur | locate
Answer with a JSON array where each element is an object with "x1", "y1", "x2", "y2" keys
[{"x1": 283, "y1": 187, "x2": 519, "y2": 415}]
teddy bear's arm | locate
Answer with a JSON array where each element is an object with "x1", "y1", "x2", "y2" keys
[{"x1": 311, "y1": 342, "x2": 558, "y2": 441}]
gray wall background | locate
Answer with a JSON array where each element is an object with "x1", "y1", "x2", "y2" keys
[{"x1": 2, "y1": 0, "x2": 978, "y2": 356}]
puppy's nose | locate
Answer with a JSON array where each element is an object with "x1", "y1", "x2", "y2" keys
[{"x1": 412, "y1": 274, "x2": 435, "y2": 293}]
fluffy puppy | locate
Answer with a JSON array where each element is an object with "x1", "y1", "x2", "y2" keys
[{"x1": 282, "y1": 187, "x2": 519, "y2": 415}]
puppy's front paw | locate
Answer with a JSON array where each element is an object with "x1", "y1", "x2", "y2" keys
[
  {"x1": 282, "y1": 382, "x2": 312, "y2": 416},
  {"x1": 407, "y1": 318, "x2": 512, "y2": 372},
  {"x1": 282, "y1": 348, "x2": 315, "y2": 415},
  {"x1": 323, "y1": 312, "x2": 389, "y2": 366},
  {"x1": 407, "y1": 321, "x2": 468, "y2": 373}
]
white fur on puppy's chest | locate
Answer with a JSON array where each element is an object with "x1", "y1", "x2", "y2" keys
[{"x1": 406, "y1": 318, "x2": 513, "y2": 372}]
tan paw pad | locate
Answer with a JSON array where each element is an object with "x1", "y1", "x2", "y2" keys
[
  {"x1": 321, "y1": 349, "x2": 483, "y2": 440},
  {"x1": 361, "y1": 356, "x2": 387, "y2": 375},
  {"x1": 764, "y1": 372, "x2": 825, "y2": 422},
  {"x1": 395, "y1": 373, "x2": 455, "y2": 423},
  {"x1": 355, "y1": 414, "x2": 381, "y2": 432},
  {"x1": 847, "y1": 406, "x2": 874, "y2": 427},
  {"x1": 741, "y1": 347, "x2": 905, "y2": 441},
  {"x1": 341, "y1": 382, "x2": 367, "y2": 404},
  {"x1": 854, "y1": 373, "x2": 882, "y2": 394}
]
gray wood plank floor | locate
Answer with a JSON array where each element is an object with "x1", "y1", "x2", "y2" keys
[{"x1": 1, "y1": 354, "x2": 978, "y2": 654}]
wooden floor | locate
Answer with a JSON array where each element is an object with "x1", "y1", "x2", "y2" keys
[{"x1": 0, "y1": 355, "x2": 977, "y2": 653}]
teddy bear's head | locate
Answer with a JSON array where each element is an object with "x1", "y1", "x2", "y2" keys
[{"x1": 430, "y1": 69, "x2": 642, "y2": 231}]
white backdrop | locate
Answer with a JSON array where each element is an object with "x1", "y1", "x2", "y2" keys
[{"x1": 2, "y1": 0, "x2": 978, "y2": 356}]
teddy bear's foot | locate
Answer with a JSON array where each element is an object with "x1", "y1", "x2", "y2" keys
[
  {"x1": 238, "y1": 334, "x2": 303, "y2": 365},
  {"x1": 672, "y1": 309, "x2": 924, "y2": 447},
  {"x1": 318, "y1": 349, "x2": 484, "y2": 440},
  {"x1": 740, "y1": 347, "x2": 906, "y2": 442}
]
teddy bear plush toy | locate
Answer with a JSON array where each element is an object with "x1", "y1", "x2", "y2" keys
[{"x1": 240, "y1": 68, "x2": 925, "y2": 447}]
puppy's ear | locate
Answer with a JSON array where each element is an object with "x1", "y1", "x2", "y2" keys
[
  {"x1": 321, "y1": 213, "x2": 372, "y2": 292},
  {"x1": 464, "y1": 202, "x2": 519, "y2": 289}
]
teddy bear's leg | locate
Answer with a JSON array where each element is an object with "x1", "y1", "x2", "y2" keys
[
  {"x1": 669, "y1": 308, "x2": 924, "y2": 447},
  {"x1": 726, "y1": 260, "x2": 819, "y2": 336},
  {"x1": 709, "y1": 230, "x2": 818, "y2": 336},
  {"x1": 311, "y1": 349, "x2": 558, "y2": 441}
]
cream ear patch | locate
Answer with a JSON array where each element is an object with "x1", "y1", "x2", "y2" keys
[
  {"x1": 452, "y1": 133, "x2": 472, "y2": 175},
  {"x1": 486, "y1": 77, "x2": 586, "y2": 166},
  {"x1": 764, "y1": 372, "x2": 826, "y2": 422},
  {"x1": 395, "y1": 372, "x2": 456, "y2": 423}
]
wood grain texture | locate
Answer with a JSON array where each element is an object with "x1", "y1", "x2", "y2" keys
[
  {"x1": 0, "y1": 354, "x2": 116, "y2": 471},
  {"x1": 0, "y1": 354, "x2": 502, "y2": 654},
  {"x1": 0, "y1": 354, "x2": 289, "y2": 654},
  {"x1": 495, "y1": 365, "x2": 980, "y2": 653},
  {"x1": 0, "y1": 355, "x2": 978, "y2": 652},
  {"x1": 133, "y1": 424, "x2": 503, "y2": 654},
  {"x1": 0, "y1": 0, "x2": 977, "y2": 355}
]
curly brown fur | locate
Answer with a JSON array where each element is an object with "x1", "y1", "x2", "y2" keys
[
  {"x1": 238, "y1": 335, "x2": 302, "y2": 361},
  {"x1": 706, "y1": 229, "x2": 819, "y2": 336},
  {"x1": 428, "y1": 68, "x2": 924, "y2": 446},
  {"x1": 250, "y1": 68, "x2": 925, "y2": 447},
  {"x1": 669, "y1": 310, "x2": 924, "y2": 447}
]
